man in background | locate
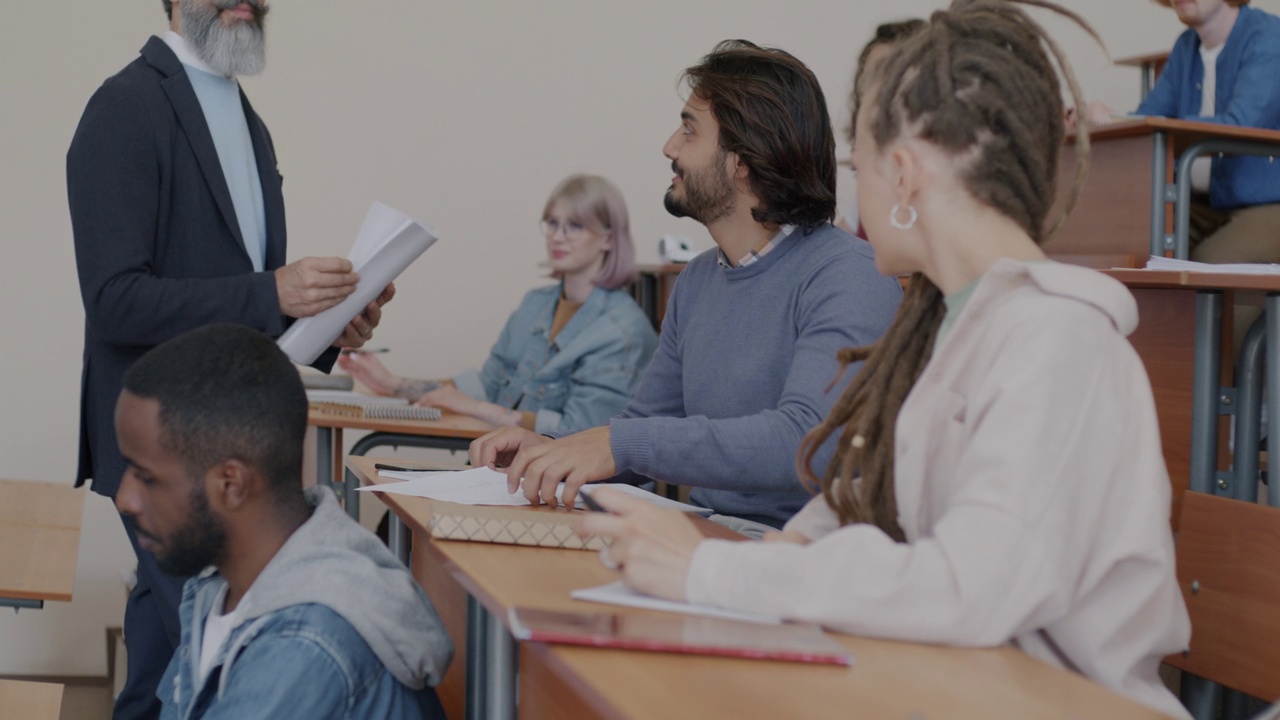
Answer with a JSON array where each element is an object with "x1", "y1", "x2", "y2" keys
[{"x1": 67, "y1": 1, "x2": 390, "y2": 715}]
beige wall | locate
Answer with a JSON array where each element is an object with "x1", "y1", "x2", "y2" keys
[{"x1": 0, "y1": 0, "x2": 1257, "y2": 676}]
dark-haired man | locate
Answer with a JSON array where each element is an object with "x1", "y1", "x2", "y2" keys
[
  {"x1": 115, "y1": 324, "x2": 450, "y2": 719},
  {"x1": 471, "y1": 40, "x2": 901, "y2": 535},
  {"x1": 67, "y1": 1, "x2": 391, "y2": 716}
]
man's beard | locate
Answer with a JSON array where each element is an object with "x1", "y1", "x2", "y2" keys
[
  {"x1": 663, "y1": 153, "x2": 736, "y2": 225},
  {"x1": 185, "y1": 0, "x2": 269, "y2": 77},
  {"x1": 155, "y1": 485, "x2": 228, "y2": 576}
]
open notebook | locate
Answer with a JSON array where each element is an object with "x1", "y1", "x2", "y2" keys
[{"x1": 508, "y1": 607, "x2": 852, "y2": 666}]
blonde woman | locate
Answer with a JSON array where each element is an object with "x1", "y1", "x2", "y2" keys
[{"x1": 341, "y1": 175, "x2": 657, "y2": 434}]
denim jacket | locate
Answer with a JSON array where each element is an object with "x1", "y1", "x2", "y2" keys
[
  {"x1": 1137, "y1": 4, "x2": 1280, "y2": 209},
  {"x1": 158, "y1": 488, "x2": 450, "y2": 720},
  {"x1": 453, "y1": 283, "x2": 657, "y2": 434}
]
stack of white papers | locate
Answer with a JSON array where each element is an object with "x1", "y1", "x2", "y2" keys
[
  {"x1": 359, "y1": 466, "x2": 711, "y2": 513},
  {"x1": 1143, "y1": 255, "x2": 1280, "y2": 275},
  {"x1": 279, "y1": 202, "x2": 437, "y2": 364},
  {"x1": 570, "y1": 581, "x2": 783, "y2": 624}
]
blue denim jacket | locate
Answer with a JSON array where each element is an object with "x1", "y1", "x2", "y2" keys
[
  {"x1": 454, "y1": 283, "x2": 657, "y2": 434},
  {"x1": 158, "y1": 488, "x2": 449, "y2": 720},
  {"x1": 1137, "y1": 4, "x2": 1280, "y2": 209}
]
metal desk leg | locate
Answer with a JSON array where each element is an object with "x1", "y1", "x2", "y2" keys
[
  {"x1": 1189, "y1": 291, "x2": 1224, "y2": 495},
  {"x1": 316, "y1": 427, "x2": 334, "y2": 491},
  {"x1": 1230, "y1": 318, "x2": 1267, "y2": 501},
  {"x1": 388, "y1": 514, "x2": 410, "y2": 565},
  {"x1": 482, "y1": 603, "x2": 518, "y2": 720},
  {"x1": 1267, "y1": 294, "x2": 1280, "y2": 508},
  {"x1": 0, "y1": 598, "x2": 44, "y2": 610},
  {"x1": 466, "y1": 596, "x2": 486, "y2": 720},
  {"x1": 463, "y1": 595, "x2": 518, "y2": 720},
  {"x1": 1151, "y1": 131, "x2": 1170, "y2": 257}
]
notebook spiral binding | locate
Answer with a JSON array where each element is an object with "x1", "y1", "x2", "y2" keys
[{"x1": 310, "y1": 402, "x2": 442, "y2": 421}]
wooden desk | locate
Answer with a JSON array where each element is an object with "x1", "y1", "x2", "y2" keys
[
  {"x1": 1053, "y1": 118, "x2": 1280, "y2": 263},
  {"x1": 0, "y1": 479, "x2": 85, "y2": 609},
  {"x1": 346, "y1": 456, "x2": 1169, "y2": 720},
  {"x1": 1106, "y1": 270, "x2": 1280, "y2": 511},
  {"x1": 0, "y1": 679, "x2": 64, "y2": 719},
  {"x1": 308, "y1": 409, "x2": 493, "y2": 519}
]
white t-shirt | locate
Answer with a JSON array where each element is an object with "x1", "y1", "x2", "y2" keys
[
  {"x1": 199, "y1": 585, "x2": 250, "y2": 684},
  {"x1": 1191, "y1": 42, "x2": 1225, "y2": 193}
]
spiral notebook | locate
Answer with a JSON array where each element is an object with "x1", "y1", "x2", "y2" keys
[
  {"x1": 306, "y1": 390, "x2": 442, "y2": 421},
  {"x1": 508, "y1": 607, "x2": 852, "y2": 666}
]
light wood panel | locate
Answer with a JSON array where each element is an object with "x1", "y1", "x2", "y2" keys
[
  {"x1": 0, "y1": 479, "x2": 85, "y2": 603},
  {"x1": 0, "y1": 679, "x2": 63, "y2": 719},
  {"x1": 1165, "y1": 492, "x2": 1280, "y2": 702}
]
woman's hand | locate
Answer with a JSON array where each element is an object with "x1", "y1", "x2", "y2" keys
[
  {"x1": 416, "y1": 385, "x2": 482, "y2": 416},
  {"x1": 575, "y1": 487, "x2": 704, "y2": 601},
  {"x1": 336, "y1": 352, "x2": 402, "y2": 397}
]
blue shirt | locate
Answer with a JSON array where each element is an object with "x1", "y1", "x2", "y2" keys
[
  {"x1": 453, "y1": 284, "x2": 658, "y2": 435},
  {"x1": 1137, "y1": 4, "x2": 1280, "y2": 210},
  {"x1": 183, "y1": 67, "x2": 268, "y2": 271},
  {"x1": 608, "y1": 224, "x2": 902, "y2": 528}
]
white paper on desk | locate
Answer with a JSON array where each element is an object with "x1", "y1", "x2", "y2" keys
[
  {"x1": 1143, "y1": 255, "x2": 1280, "y2": 274},
  {"x1": 278, "y1": 202, "x2": 437, "y2": 364},
  {"x1": 359, "y1": 466, "x2": 712, "y2": 514},
  {"x1": 571, "y1": 581, "x2": 783, "y2": 625}
]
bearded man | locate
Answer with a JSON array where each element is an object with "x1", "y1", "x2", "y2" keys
[
  {"x1": 67, "y1": 2, "x2": 392, "y2": 716},
  {"x1": 469, "y1": 41, "x2": 901, "y2": 537}
]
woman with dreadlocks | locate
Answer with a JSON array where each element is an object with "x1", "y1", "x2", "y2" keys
[{"x1": 577, "y1": 1, "x2": 1190, "y2": 716}]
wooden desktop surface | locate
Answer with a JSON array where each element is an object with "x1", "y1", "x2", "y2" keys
[
  {"x1": 1115, "y1": 50, "x2": 1170, "y2": 68},
  {"x1": 0, "y1": 679, "x2": 64, "y2": 720},
  {"x1": 347, "y1": 457, "x2": 1171, "y2": 720},
  {"x1": 0, "y1": 479, "x2": 85, "y2": 603}
]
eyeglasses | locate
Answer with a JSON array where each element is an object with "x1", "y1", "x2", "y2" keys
[{"x1": 540, "y1": 218, "x2": 603, "y2": 241}]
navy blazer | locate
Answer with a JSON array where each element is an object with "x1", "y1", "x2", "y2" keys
[{"x1": 68, "y1": 37, "x2": 331, "y2": 496}]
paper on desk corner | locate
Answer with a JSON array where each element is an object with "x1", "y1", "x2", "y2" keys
[
  {"x1": 278, "y1": 202, "x2": 437, "y2": 364},
  {"x1": 571, "y1": 581, "x2": 784, "y2": 625},
  {"x1": 359, "y1": 466, "x2": 712, "y2": 514}
]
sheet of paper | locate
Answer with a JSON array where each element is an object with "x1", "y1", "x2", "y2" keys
[
  {"x1": 278, "y1": 202, "x2": 437, "y2": 364},
  {"x1": 571, "y1": 581, "x2": 783, "y2": 625},
  {"x1": 1142, "y1": 255, "x2": 1280, "y2": 275},
  {"x1": 359, "y1": 467, "x2": 711, "y2": 513}
]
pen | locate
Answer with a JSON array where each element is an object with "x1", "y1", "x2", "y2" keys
[
  {"x1": 374, "y1": 463, "x2": 425, "y2": 472},
  {"x1": 578, "y1": 490, "x2": 606, "y2": 513},
  {"x1": 341, "y1": 347, "x2": 390, "y2": 355}
]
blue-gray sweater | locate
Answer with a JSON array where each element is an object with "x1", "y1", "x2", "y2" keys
[{"x1": 608, "y1": 224, "x2": 901, "y2": 527}]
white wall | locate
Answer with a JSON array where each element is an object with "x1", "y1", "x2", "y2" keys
[{"x1": 0, "y1": 0, "x2": 1267, "y2": 676}]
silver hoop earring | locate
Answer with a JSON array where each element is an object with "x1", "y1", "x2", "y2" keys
[{"x1": 890, "y1": 204, "x2": 918, "y2": 231}]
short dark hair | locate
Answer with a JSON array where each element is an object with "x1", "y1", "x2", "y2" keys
[
  {"x1": 682, "y1": 39, "x2": 837, "y2": 230},
  {"x1": 122, "y1": 323, "x2": 308, "y2": 505},
  {"x1": 162, "y1": 0, "x2": 173, "y2": 20}
]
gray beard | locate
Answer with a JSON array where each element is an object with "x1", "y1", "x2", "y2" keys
[{"x1": 184, "y1": 2, "x2": 267, "y2": 77}]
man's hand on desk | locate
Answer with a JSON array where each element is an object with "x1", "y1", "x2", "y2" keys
[
  {"x1": 469, "y1": 427, "x2": 552, "y2": 473},
  {"x1": 505, "y1": 426, "x2": 617, "y2": 509},
  {"x1": 276, "y1": 256, "x2": 359, "y2": 318},
  {"x1": 333, "y1": 283, "x2": 395, "y2": 349},
  {"x1": 575, "y1": 487, "x2": 703, "y2": 602}
]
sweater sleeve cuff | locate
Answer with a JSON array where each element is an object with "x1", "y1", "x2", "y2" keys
[
  {"x1": 254, "y1": 270, "x2": 286, "y2": 337},
  {"x1": 608, "y1": 417, "x2": 650, "y2": 475},
  {"x1": 685, "y1": 539, "x2": 749, "y2": 606}
]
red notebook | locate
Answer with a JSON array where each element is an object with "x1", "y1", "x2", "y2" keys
[{"x1": 508, "y1": 607, "x2": 853, "y2": 666}]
